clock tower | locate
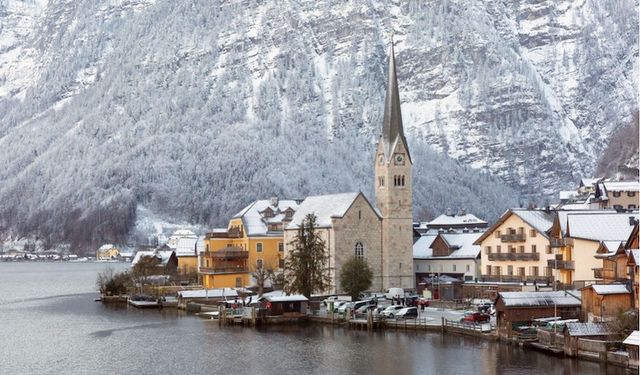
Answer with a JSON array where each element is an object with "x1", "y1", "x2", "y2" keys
[{"x1": 374, "y1": 42, "x2": 414, "y2": 290}]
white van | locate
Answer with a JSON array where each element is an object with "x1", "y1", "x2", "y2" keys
[{"x1": 385, "y1": 288, "x2": 404, "y2": 300}]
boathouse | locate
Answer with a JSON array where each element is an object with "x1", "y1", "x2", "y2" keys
[
  {"x1": 259, "y1": 295, "x2": 308, "y2": 316},
  {"x1": 581, "y1": 283, "x2": 632, "y2": 322}
]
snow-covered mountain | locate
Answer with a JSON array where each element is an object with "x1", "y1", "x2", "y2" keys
[{"x1": 0, "y1": 0, "x2": 637, "y2": 249}]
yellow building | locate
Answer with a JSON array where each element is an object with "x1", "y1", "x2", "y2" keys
[
  {"x1": 474, "y1": 209, "x2": 556, "y2": 286},
  {"x1": 200, "y1": 198, "x2": 300, "y2": 289},
  {"x1": 549, "y1": 210, "x2": 638, "y2": 288},
  {"x1": 96, "y1": 244, "x2": 119, "y2": 260}
]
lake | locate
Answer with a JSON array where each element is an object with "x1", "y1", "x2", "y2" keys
[{"x1": 0, "y1": 262, "x2": 628, "y2": 374}]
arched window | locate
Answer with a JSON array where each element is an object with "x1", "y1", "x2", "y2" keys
[
  {"x1": 355, "y1": 242, "x2": 364, "y2": 258},
  {"x1": 401, "y1": 175, "x2": 405, "y2": 186}
]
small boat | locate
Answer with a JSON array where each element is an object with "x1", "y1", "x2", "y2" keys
[
  {"x1": 196, "y1": 311, "x2": 220, "y2": 320},
  {"x1": 128, "y1": 295, "x2": 162, "y2": 309}
]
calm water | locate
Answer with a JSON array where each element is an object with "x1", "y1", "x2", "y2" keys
[{"x1": 0, "y1": 262, "x2": 628, "y2": 375}]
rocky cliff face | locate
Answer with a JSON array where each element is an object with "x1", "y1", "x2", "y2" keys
[{"x1": 0, "y1": 0, "x2": 636, "y2": 247}]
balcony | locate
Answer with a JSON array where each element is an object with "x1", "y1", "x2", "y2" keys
[
  {"x1": 500, "y1": 233, "x2": 526, "y2": 242},
  {"x1": 547, "y1": 259, "x2": 575, "y2": 270},
  {"x1": 205, "y1": 227, "x2": 243, "y2": 239},
  {"x1": 593, "y1": 268, "x2": 603, "y2": 279},
  {"x1": 526, "y1": 276, "x2": 554, "y2": 285},
  {"x1": 487, "y1": 252, "x2": 540, "y2": 261},
  {"x1": 549, "y1": 238, "x2": 564, "y2": 248},
  {"x1": 479, "y1": 275, "x2": 554, "y2": 285},
  {"x1": 199, "y1": 266, "x2": 249, "y2": 274},
  {"x1": 203, "y1": 247, "x2": 249, "y2": 260}
]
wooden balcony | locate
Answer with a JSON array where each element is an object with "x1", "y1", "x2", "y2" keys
[
  {"x1": 549, "y1": 238, "x2": 564, "y2": 248},
  {"x1": 500, "y1": 233, "x2": 526, "y2": 242},
  {"x1": 203, "y1": 247, "x2": 249, "y2": 260},
  {"x1": 487, "y1": 252, "x2": 540, "y2": 261},
  {"x1": 199, "y1": 266, "x2": 249, "y2": 274},
  {"x1": 479, "y1": 275, "x2": 554, "y2": 285},
  {"x1": 547, "y1": 259, "x2": 575, "y2": 270},
  {"x1": 205, "y1": 227, "x2": 243, "y2": 239},
  {"x1": 593, "y1": 268, "x2": 603, "y2": 279}
]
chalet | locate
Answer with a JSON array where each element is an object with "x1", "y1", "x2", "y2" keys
[
  {"x1": 581, "y1": 284, "x2": 632, "y2": 322},
  {"x1": 131, "y1": 250, "x2": 178, "y2": 275},
  {"x1": 593, "y1": 241, "x2": 627, "y2": 282},
  {"x1": 475, "y1": 209, "x2": 556, "y2": 285},
  {"x1": 414, "y1": 230, "x2": 483, "y2": 284},
  {"x1": 593, "y1": 180, "x2": 640, "y2": 210},
  {"x1": 494, "y1": 291, "x2": 581, "y2": 339}
]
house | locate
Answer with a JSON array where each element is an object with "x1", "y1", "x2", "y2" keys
[
  {"x1": 580, "y1": 284, "x2": 632, "y2": 322},
  {"x1": 415, "y1": 208, "x2": 488, "y2": 235},
  {"x1": 96, "y1": 244, "x2": 119, "y2": 260},
  {"x1": 175, "y1": 237, "x2": 198, "y2": 275},
  {"x1": 593, "y1": 180, "x2": 640, "y2": 210},
  {"x1": 494, "y1": 291, "x2": 582, "y2": 339},
  {"x1": 284, "y1": 192, "x2": 383, "y2": 294},
  {"x1": 200, "y1": 197, "x2": 300, "y2": 289},
  {"x1": 259, "y1": 295, "x2": 308, "y2": 316},
  {"x1": 593, "y1": 241, "x2": 628, "y2": 282},
  {"x1": 474, "y1": 209, "x2": 556, "y2": 285},
  {"x1": 623, "y1": 330, "x2": 640, "y2": 369},
  {"x1": 625, "y1": 223, "x2": 639, "y2": 307},
  {"x1": 414, "y1": 229, "x2": 483, "y2": 285},
  {"x1": 166, "y1": 229, "x2": 197, "y2": 248},
  {"x1": 131, "y1": 250, "x2": 178, "y2": 275},
  {"x1": 563, "y1": 322, "x2": 617, "y2": 357}
]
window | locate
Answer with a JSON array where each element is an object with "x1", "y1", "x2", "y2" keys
[
  {"x1": 545, "y1": 245, "x2": 552, "y2": 254},
  {"x1": 518, "y1": 267, "x2": 525, "y2": 276},
  {"x1": 518, "y1": 246, "x2": 525, "y2": 253},
  {"x1": 355, "y1": 242, "x2": 364, "y2": 258},
  {"x1": 518, "y1": 227, "x2": 525, "y2": 235},
  {"x1": 452, "y1": 264, "x2": 457, "y2": 272},
  {"x1": 279, "y1": 258, "x2": 285, "y2": 268},
  {"x1": 629, "y1": 205, "x2": 637, "y2": 210},
  {"x1": 466, "y1": 264, "x2": 470, "y2": 272},
  {"x1": 256, "y1": 259, "x2": 263, "y2": 268},
  {"x1": 256, "y1": 243, "x2": 263, "y2": 252},
  {"x1": 486, "y1": 265, "x2": 491, "y2": 275},
  {"x1": 531, "y1": 266, "x2": 539, "y2": 276},
  {"x1": 508, "y1": 228, "x2": 516, "y2": 235},
  {"x1": 278, "y1": 242, "x2": 284, "y2": 252},
  {"x1": 235, "y1": 277, "x2": 242, "y2": 288},
  {"x1": 509, "y1": 245, "x2": 515, "y2": 253},
  {"x1": 378, "y1": 176, "x2": 384, "y2": 187},
  {"x1": 531, "y1": 245, "x2": 537, "y2": 253},
  {"x1": 507, "y1": 265, "x2": 513, "y2": 275},
  {"x1": 206, "y1": 244, "x2": 209, "y2": 252},
  {"x1": 485, "y1": 246, "x2": 491, "y2": 254},
  {"x1": 613, "y1": 191, "x2": 621, "y2": 197},
  {"x1": 628, "y1": 192, "x2": 636, "y2": 197},
  {"x1": 358, "y1": 210, "x2": 362, "y2": 220},
  {"x1": 614, "y1": 204, "x2": 623, "y2": 210},
  {"x1": 495, "y1": 231, "x2": 501, "y2": 239},
  {"x1": 494, "y1": 266, "x2": 502, "y2": 275},
  {"x1": 530, "y1": 229, "x2": 536, "y2": 237},
  {"x1": 496, "y1": 245, "x2": 501, "y2": 253}
]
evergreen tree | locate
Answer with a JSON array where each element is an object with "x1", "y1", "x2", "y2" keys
[
  {"x1": 284, "y1": 214, "x2": 331, "y2": 298},
  {"x1": 339, "y1": 256, "x2": 373, "y2": 301}
]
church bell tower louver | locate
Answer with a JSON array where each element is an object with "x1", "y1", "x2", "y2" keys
[{"x1": 374, "y1": 41, "x2": 414, "y2": 290}]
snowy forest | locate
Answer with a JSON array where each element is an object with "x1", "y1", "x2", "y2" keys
[{"x1": 0, "y1": 0, "x2": 637, "y2": 250}]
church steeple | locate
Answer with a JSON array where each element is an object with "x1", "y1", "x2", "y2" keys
[{"x1": 381, "y1": 41, "x2": 411, "y2": 163}]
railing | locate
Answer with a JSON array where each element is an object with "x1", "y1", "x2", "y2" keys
[
  {"x1": 547, "y1": 259, "x2": 575, "y2": 270},
  {"x1": 500, "y1": 233, "x2": 526, "y2": 242},
  {"x1": 593, "y1": 268, "x2": 603, "y2": 279},
  {"x1": 205, "y1": 230, "x2": 243, "y2": 239},
  {"x1": 526, "y1": 276, "x2": 554, "y2": 285},
  {"x1": 488, "y1": 252, "x2": 540, "y2": 261},
  {"x1": 203, "y1": 250, "x2": 249, "y2": 259},
  {"x1": 480, "y1": 275, "x2": 554, "y2": 284},
  {"x1": 549, "y1": 238, "x2": 564, "y2": 248},
  {"x1": 199, "y1": 266, "x2": 249, "y2": 274},
  {"x1": 444, "y1": 319, "x2": 494, "y2": 333}
]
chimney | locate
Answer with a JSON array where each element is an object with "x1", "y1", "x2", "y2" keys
[
  {"x1": 461, "y1": 208, "x2": 466, "y2": 216},
  {"x1": 630, "y1": 216, "x2": 637, "y2": 226},
  {"x1": 446, "y1": 207, "x2": 453, "y2": 216},
  {"x1": 270, "y1": 197, "x2": 278, "y2": 207}
]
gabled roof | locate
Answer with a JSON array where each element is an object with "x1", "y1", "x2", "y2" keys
[
  {"x1": 98, "y1": 244, "x2": 116, "y2": 251},
  {"x1": 380, "y1": 42, "x2": 411, "y2": 163},
  {"x1": 588, "y1": 284, "x2": 630, "y2": 295},
  {"x1": 602, "y1": 181, "x2": 640, "y2": 192},
  {"x1": 427, "y1": 213, "x2": 487, "y2": 228},
  {"x1": 414, "y1": 232, "x2": 482, "y2": 260},
  {"x1": 261, "y1": 295, "x2": 309, "y2": 303},
  {"x1": 286, "y1": 192, "x2": 379, "y2": 229},
  {"x1": 624, "y1": 331, "x2": 640, "y2": 346},
  {"x1": 474, "y1": 209, "x2": 554, "y2": 245},
  {"x1": 175, "y1": 237, "x2": 198, "y2": 257},
  {"x1": 131, "y1": 250, "x2": 176, "y2": 267},
  {"x1": 553, "y1": 209, "x2": 617, "y2": 236},
  {"x1": 233, "y1": 198, "x2": 301, "y2": 236},
  {"x1": 566, "y1": 212, "x2": 638, "y2": 242},
  {"x1": 625, "y1": 223, "x2": 639, "y2": 250},
  {"x1": 595, "y1": 241, "x2": 624, "y2": 258},
  {"x1": 629, "y1": 249, "x2": 640, "y2": 266},
  {"x1": 497, "y1": 291, "x2": 581, "y2": 308}
]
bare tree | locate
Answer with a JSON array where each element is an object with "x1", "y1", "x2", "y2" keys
[{"x1": 251, "y1": 259, "x2": 278, "y2": 297}]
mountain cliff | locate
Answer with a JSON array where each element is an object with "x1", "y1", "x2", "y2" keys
[{"x1": 0, "y1": 0, "x2": 637, "y2": 249}]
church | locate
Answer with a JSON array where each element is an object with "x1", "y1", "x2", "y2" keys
[{"x1": 284, "y1": 44, "x2": 414, "y2": 293}]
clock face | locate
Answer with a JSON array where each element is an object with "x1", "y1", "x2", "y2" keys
[{"x1": 395, "y1": 154, "x2": 404, "y2": 165}]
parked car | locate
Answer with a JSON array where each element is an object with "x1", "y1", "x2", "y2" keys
[
  {"x1": 333, "y1": 301, "x2": 350, "y2": 313},
  {"x1": 385, "y1": 288, "x2": 404, "y2": 300},
  {"x1": 395, "y1": 307, "x2": 418, "y2": 319},
  {"x1": 337, "y1": 302, "x2": 353, "y2": 314},
  {"x1": 323, "y1": 296, "x2": 340, "y2": 306},
  {"x1": 355, "y1": 304, "x2": 377, "y2": 314},
  {"x1": 460, "y1": 311, "x2": 491, "y2": 324},
  {"x1": 380, "y1": 305, "x2": 405, "y2": 318},
  {"x1": 478, "y1": 303, "x2": 495, "y2": 315}
]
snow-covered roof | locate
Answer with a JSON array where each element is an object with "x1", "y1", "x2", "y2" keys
[
  {"x1": 511, "y1": 209, "x2": 555, "y2": 235},
  {"x1": 413, "y1": 232, "x2": 482, "y2": 259},
  {"x1": 98, "y1": 244, "x2": 116, "y2": 251},
  {"x1": 564, "y1": 322, "x2": 615, "y2": 337},
  {"x1": 580, "y1": 178, "x2": 601, "y2": 188},
  {"x1": 602, "y1": 181, "x2": 640, "y2": 192},
  {"x1": 427, "y1": 213, "x2": 487, "y2": 228},
  {"x1": 131, "y1": 250, "x2": 175, "y2": 267},
  {"x1": 623, "y1": 331, "x2": 640, "y2": 346},
  {"x1": 177, "y1": 288, "x2": 239, "y2": 299},
  {"x1": 567, "y1": 212, "x2": 638, "y2": 241},
  {"x1": 589, "y1": 284, "x2": 630, "y2": 295},
  {"x1": 261, "y1": 295, "x2": 308, "y2": 302},
  {"x1": 559, "y1": 191, "x2": 579, "y2": 200},
  {"x1": 630, "y1": 249, "x2": 640, "y2": 265},
  {"x1": 498, "y1": 291, "x2": 581, "y2": 308},
  {"x1": 175, "y1": 237, "x2": 198, "y2": 257},
  {"x1": 595, "y1": 241, "x2": 624, "y2": 258},
  {"x1": 287, "y1": 192, "x2": 373, "y2": 229},
  {"x1": 558, "y1": 202, "x2": 592, "y2": 210},
  {"x1": 555, "y1": 209, "x2": 615, "y2": 235},
  {"x1": 171, "y1": 229, "x2": 197, "y2": 237},
  {"x1": 234, "y1": 198, "x2": 301, "y2": 236}
]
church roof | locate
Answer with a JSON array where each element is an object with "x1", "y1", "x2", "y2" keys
[
  {"x1": 381, "y1": 42, "x2": 411, "y2": 163},
  {"x1": 286, "y1": 192, "x2": 378, "y2": 229}
]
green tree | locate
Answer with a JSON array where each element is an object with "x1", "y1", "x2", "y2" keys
[
  {"x1": 284, "y1": 214, "x2": 331, "y2": 298},
  {"x1": 340, "y1": 256, "x2": 373, "y2": 301}
]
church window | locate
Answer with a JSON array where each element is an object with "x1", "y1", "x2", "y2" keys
[
  {"x1": 358, "y1": 210, "x2": 362, "y2": 220},
  {"x1": 401, "y1": 175, "x2": 405, "y2": 186},
  {"x1": 355, "y1": 242, "x2": 364, "y2": 258}
]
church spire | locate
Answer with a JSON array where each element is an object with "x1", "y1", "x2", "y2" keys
[{"x1": 381, "y1": 38, "x2": 411, "y2": 162}]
